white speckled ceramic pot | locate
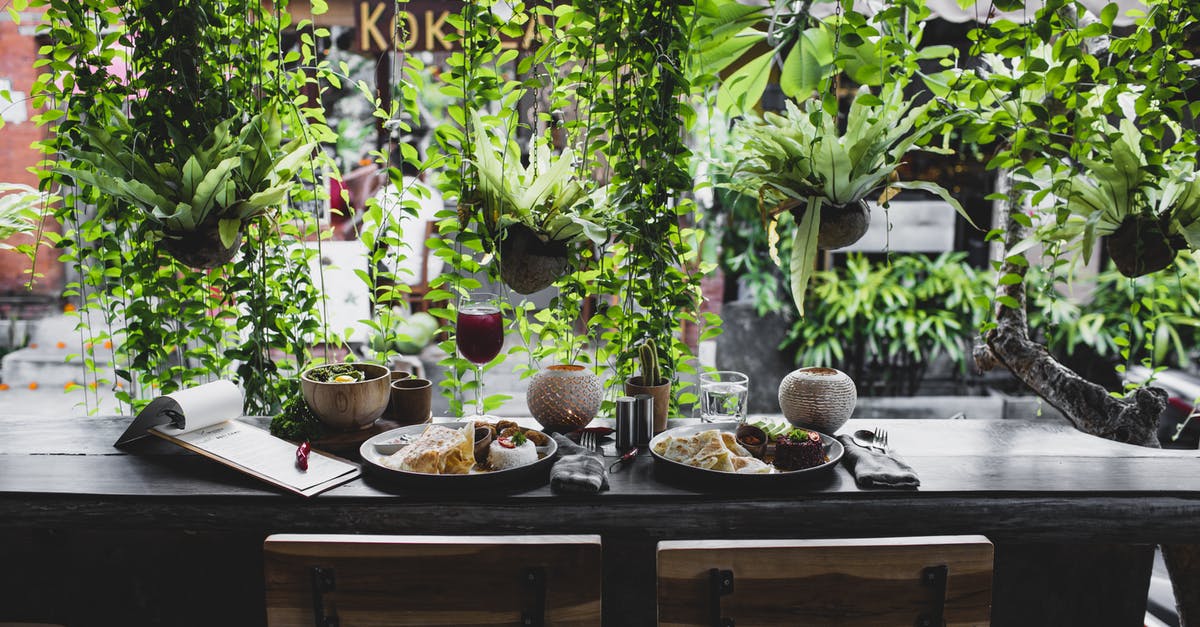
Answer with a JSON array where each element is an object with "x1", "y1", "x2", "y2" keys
[
  {"x1": 778, "y1": 367, "x2": 857, "y2": 434},
  {"x1": 527, "y1": 364, "x2": 603, "y2": 431}
]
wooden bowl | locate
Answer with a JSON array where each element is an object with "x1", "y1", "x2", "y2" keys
[{"x1": 300, "y1": 363, "x2": 391, "y2": 431}]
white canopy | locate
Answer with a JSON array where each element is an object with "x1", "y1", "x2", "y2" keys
[{"x1": 807, "y1": 0, "x2": 1148, "y2": 26}]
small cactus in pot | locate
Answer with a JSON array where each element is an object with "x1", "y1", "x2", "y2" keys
[{"x1": 625, "y1": 338, "x2": 670, "y2": 433}]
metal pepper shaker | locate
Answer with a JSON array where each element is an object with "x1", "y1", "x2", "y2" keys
[
  {"x1": 633, "y1": 394, "x2": 654, "y2": 447},
  {"x1": 615, "y1": 396, "x2": 637, "y2": 451}
]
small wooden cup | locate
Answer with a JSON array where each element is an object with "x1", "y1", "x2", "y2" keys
[{"x1": 390, "y1": 378, "x2": 433, "y2": 426}]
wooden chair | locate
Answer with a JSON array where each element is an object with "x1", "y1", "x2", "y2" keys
[
  {"x1": 264, "y1": 534, "x2": 602, "y2": 626},
  {"x1": 658, "y1": 535, "x2": 993, "y2": 627}
]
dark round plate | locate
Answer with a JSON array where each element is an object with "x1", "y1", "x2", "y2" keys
[
  {"x1": 360, "y1": 421, "x2": 557, "y2": 489},
  {"x1": 649, "y1": 422, "x2": 843, "y2": 482}
]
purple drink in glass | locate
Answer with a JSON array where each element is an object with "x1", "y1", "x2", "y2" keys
[
  {"x1": 457, "y1": 292, "x2": 503, "y2": 419},
  {"x1": 456, "y1": 305, "x2": 503, "y2": 365}
]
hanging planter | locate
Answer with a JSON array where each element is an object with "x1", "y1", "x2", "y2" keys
[
  {"x1": 720, "y1": 83, "x2": 972, "y2": 316},
  {"x1": 786, "y1": 198, "x2": 872, "y2": 250},
  {"x1": 160, "y1": 222, "x2": 244, "y2": 269},
  {"x1": 499, "y1": 223, "x2": 570, "y2": 294},
  {"x1": 1107, "y1": 215, "x2": 1182, "y2": 278},
  {"x1": 55, "y1": 106, "x2": 315, "y2": 271},
  {"x1": 468, "y1": 113, "x2": 608, "y2": 293},
  {"x1": 1048, "y1": 120, "x2": 1200, "y2": 280}
]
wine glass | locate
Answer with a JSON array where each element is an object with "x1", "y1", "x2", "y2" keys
[{"x1": 456, "y1": 292, "x2": 504, "y2": 418}]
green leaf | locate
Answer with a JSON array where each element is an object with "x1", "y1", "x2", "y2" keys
[
  {"x1": 696, "y1": 31, "x2": 765, "y2": 76},
  {"x1": 716, "y1": 51, "x2": 773, "y2": 116},
  {"x1": 788, "y1": 197, "x2": 822, "y2": 316},
  {"x1": 915, "y1": 45, "x2": 956, "y2": 61},
  {"x1": 218, "y1": 218, "x2": 241, "y2": 249},
  {"x1": 190, "y1": 155, "x2": 241, "y2": 225},
  {"x1": 780, "y1": 27, "x2": 834, "y2": 98},
  {"x1": 696, "y1": 0, "x2": 764, "y2": 22},
  {"x1": 889, "y1": 180, "x2": 977, "y2": 229}
]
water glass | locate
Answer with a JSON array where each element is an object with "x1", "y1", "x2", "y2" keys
[{"x1": 698, "y1": 371, "x2": 749, "y2": 423}]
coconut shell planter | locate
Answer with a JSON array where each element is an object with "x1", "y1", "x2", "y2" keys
[
  {"x1": 160, "y1": 224, "x2": 243, "y2": 269},
  {"x1": 500, "y1": 224, "x2": 570, "y2": 294},
  {"x1": 1107, "y1": 214, "x2": 1185, "y2": 278},
  {"x1": 788, "y1": 199, "x2": 872, "y2": 250}
]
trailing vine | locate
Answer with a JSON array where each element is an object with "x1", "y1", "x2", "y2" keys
[{"x1": 31, "y1": 0, "x2": 337, "y2": 414}]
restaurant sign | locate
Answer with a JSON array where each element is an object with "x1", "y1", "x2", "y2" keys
[{"x1": 354, "y1": 0, "x2": 548, "y2": 53}]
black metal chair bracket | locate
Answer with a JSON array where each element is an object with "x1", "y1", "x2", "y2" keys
[
  {"x1": 310, "y1": 565, "x2": 338, "y2": 627},
  {"x1": 916, "y1": 564, "x2": 949, "y2": 627},
  {"x1": 708, "y1": 568, "x2": 735, "y2": 627},
  {"x1": 521, "y1": 566, "x2": 547, "y2": 626}
]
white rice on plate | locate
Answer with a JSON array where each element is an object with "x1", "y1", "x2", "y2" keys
[{"x1": 488, "y1": 438, "x2": 538, "y2": 470}]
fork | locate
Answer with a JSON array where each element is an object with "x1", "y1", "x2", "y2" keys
[
  {"x1": 581, "y1": 430, "x2": 599, "y2": 454},
  {"x1": 872, "y1": 427, "x2": 889, "y2": 454}
]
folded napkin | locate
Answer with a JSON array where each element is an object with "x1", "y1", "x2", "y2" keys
[
  {"x1": 550, "y1": 433, "x2": 610, "y2": 495},
  {"x1": 837, "y1": 435, "x2": 921, "y2": 489}
]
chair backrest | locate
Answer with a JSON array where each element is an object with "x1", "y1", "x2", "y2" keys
[
  {"x1": 264, "y1": 534, "x2": 601, "y2": 627},
  {"x1": 658, "y1": 535, "x2": 993, "y2": 627}
]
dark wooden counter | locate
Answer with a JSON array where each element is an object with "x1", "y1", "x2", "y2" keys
[{"x1": 2, "y1": 413, "x2": 1198, "y2": 626}]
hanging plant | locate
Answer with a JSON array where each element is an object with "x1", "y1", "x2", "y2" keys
[
  {"x1": 1046, "y1": 119, "x2": 1200, "y2": 278},
  {"x1": 30, "y1": 0, "x2": 336, "y2": 414},
  {"x1": 720, "y1": 82, "x2": 971, "y2": 314},
  {"x1": 55, "y1": 106, "x2": 315, "y2": 269},
  {"x1": 467, "y1": 113, "x2": 607, "y2": 294}
]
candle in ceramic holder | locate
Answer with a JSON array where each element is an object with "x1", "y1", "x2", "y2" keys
[{"x1": 777, "y1": 367, "x2": 857, "y2": 435}]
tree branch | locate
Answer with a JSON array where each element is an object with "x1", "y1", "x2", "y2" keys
[{"x1": 974, "y1": 177, "x2": 1164, "y2": 446}]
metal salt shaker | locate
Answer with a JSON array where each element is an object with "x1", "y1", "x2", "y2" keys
[
  {"x1": 615, "y1": 396, "x2": 637, "y2": 451},
  {"x1": 633, "y1": 394, "x2": 654, "y2": 447}
]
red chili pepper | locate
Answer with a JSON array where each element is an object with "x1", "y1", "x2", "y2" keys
[
  {"x1": 497, "y1": 437, "x2": 515, "y2": 449},
  {"x1": 296, "y1": 441, "x2": 311, "y2": 471}
]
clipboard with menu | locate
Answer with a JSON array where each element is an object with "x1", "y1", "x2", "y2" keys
[{"x1": 115, "y1": 380, "x2": 360, "y2": 497}]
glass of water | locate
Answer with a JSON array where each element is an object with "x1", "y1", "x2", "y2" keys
[{"x1": 698, "y1": 371, "x2": 749, "y2": 423}]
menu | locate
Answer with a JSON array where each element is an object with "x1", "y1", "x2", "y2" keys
[{"x1": 115, "y1": 380, "x2": 359, "y2": 497}]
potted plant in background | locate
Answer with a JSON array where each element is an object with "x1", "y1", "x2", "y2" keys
[
  {"x1": 467, "y1": 114, "x2": 608, "y2": 294},
  {"x1": 0, "y1": 183, "x2": 55, "y2": 251},
  {"x1": 721, "y1": 82, "x2": 971, "y2": 314},
  {"x1": 625, "y1": 338, "x2": 670, "y2": 433},
  {"x1": 55, "y1": 105, "x2": 315, "y2": 269}
]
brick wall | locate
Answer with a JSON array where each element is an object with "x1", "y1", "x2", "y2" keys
[{"x1": 0, "y1": 11, "x2": 63, "y2": 301}]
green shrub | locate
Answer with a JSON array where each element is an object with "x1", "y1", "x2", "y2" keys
[
  {"x1": 785, "y1": 253, "x2": 991, "y2": 396},
  {"x1": 1033, "y1": 255, "x2": 1200, "y2": 374}
]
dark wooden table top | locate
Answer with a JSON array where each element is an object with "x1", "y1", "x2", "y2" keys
[{"x1": 3, "y1": 413, "x2": 1199, "y2": 542}]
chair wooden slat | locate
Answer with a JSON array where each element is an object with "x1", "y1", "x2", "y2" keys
[
  {"x1": 658, "y1": 535, "x2": 993, "y2": 627},
  {"x1": 265, "y1": 534, "x2": 602, "y2": 627}
]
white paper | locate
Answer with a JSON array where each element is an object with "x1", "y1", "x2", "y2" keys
[
  {"x1": 165, "y1": 380, "x2": 243, "y2": 432},
  {"x1": 161, "y1": 420, "x2": 356, "y2": 492}
]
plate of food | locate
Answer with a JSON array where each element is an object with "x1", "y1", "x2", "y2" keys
[
  {"x1": 360, "y1": 420, "x2": 558, "y2": 488},
  {"x1": 649, "y1": 421, "x2": 842, "y2": 482}
]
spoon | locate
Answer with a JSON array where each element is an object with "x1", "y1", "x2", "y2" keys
[
  {"x1": 851, "y1": 429, "x2": 881, "y2": 452},
  {"x1": 373, "y1": 434, "x2": 415, "y2": 456}
]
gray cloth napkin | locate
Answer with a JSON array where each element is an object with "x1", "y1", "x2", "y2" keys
[
  {"x1": 550, "y1": 433, "x2": 610, "y2": 494},
  {"x1": 837, "y1": 435, "x2": 921, "y2": 489}
]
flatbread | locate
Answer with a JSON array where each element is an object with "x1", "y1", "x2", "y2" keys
[
  {"x1": 384, "y1": 423, "x2": 475, "y2": 474},
  {"x1": 652, "y1": 429, "x2": 774, "y2": 474}
]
